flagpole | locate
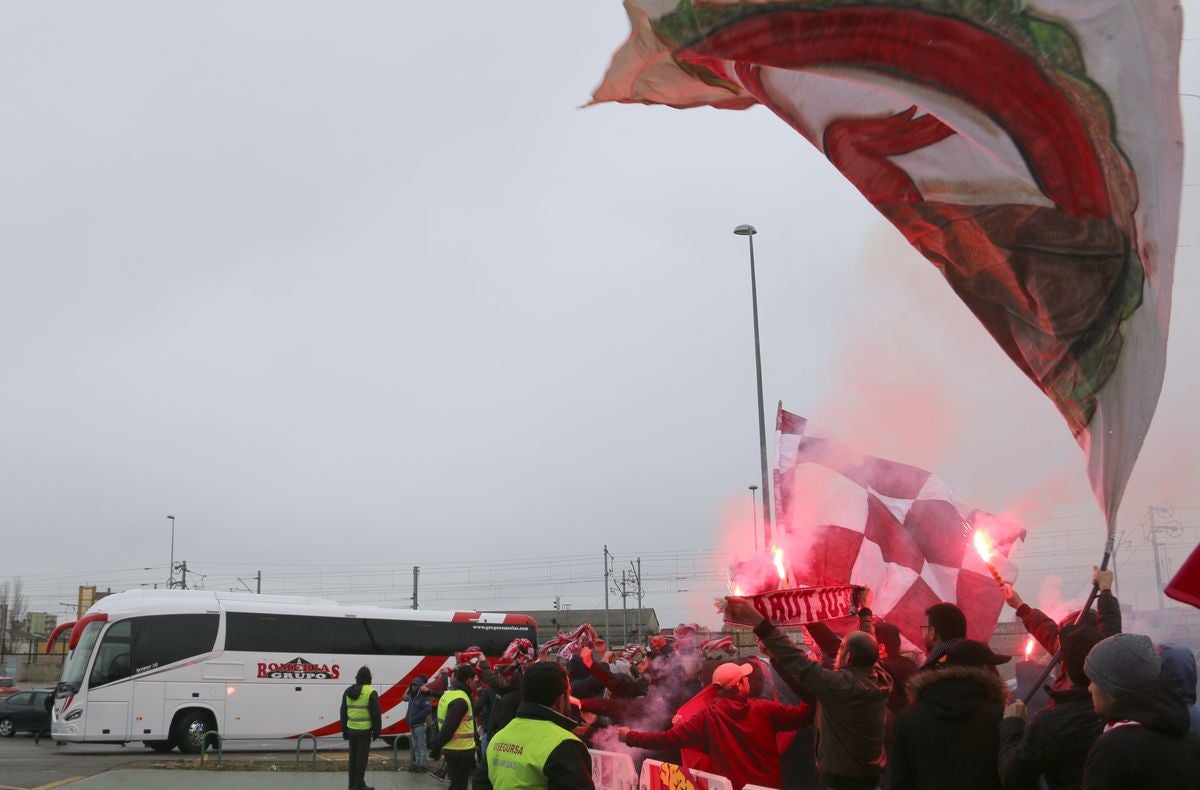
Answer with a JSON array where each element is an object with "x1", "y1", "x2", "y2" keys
[
  {"x1": 735, "y1": 224, "x2": 773, "y2": 547},
  {"x1": 749, "y1": 485, "x2": 759, "y2": 554},
  {"x1": 1020, "y1": 536, "x2": 1114, "y2": 704}
]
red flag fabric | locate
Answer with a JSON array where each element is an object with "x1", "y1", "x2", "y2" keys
[
  {"x1": 773, "y1": 407, "x2": 1022, "y2": 650},
  {"x1": 1165, "y1": 543, "x2": 1200, "y2": 609},
  {"x1": 593, "y1": 1, "x2": 1184, "y2": 531}
]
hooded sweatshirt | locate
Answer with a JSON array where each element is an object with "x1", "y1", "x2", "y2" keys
[
  {"x1": 405, "y1": 674, "x2": 432, "y2": 727},
  {"x1": 1158, "y1": 644, "x2": 1200, "y2": 735},
  {"x1": 1081, "y1": 677, "x2": 1200, "y2": 790},
  {"x1": 888, "y1": 665, "x2": 1007, "y2": 790},
  {"x1": 624, "y1": 694, "x2": 812, "y2": 790}
]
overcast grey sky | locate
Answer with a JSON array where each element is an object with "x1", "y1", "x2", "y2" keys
[{"x1": 2, "y1": 3, "x2": 1196, "y2": 631}]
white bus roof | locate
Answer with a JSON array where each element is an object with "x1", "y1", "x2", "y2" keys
[{"x1": 84, "y1": 589, "x2": 529, "y2": 624}]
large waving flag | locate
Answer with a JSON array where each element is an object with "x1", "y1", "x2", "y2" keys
[
  {"x1": 774, "y1": 407, "x2": 1022, "y2": 648},
  {"x1": 593, "y1": 1, "x2": 1184, "y2": 533}
]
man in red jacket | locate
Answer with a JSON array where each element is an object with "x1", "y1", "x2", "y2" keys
[{"x1": 617, "y1": 661, "x2": 812, "y2": 789}]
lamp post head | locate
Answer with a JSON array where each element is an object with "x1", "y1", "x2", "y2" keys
[
  {"x1": 167, "y1": 514, "x2": 175, "y2": 521},
  {"x1": 733, "y1": 224, "x2": 757, "y2": 236},
  {"x1": 749, "y1": 485, "x2": 758, "y2": 492}
]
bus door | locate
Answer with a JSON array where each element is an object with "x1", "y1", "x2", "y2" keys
[{"x1": 84, "y1": 620, "x2": 132, "y2": 740}]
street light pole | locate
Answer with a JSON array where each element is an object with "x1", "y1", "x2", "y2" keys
[
  {"x1": 167, "y1": 515, "x2": 176, "y2": 589},
  {"x1": 749, "y1": 485, "x2": 759, "y2": 553},
  {"x1": 734, "y1": 224, "x2": 773, "y2": 547}
]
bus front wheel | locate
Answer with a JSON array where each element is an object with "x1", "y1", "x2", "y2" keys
[{"x1": 172, "y1": 711, "x2": 214, "y2": 755}]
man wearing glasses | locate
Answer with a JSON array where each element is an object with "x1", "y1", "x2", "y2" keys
[{"x1": 919, "y1": 603, "x2": 968, "y2": 671}]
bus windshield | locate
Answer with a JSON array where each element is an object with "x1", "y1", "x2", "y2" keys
[{"x1": 59, "y1": 620, "x2": 104, "y2": 692}]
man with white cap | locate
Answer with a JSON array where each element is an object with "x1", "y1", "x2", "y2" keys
[
  {"x1": 1081, "y1": 632, "x2": 1200, "y2": 789},
  {"x1": 618, "y1": 660, "x2": 812, "y2": 790}
]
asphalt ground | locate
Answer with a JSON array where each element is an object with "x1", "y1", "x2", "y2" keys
[{"x1": 0, "y1": 733, "x2": 442, "y2": 790}]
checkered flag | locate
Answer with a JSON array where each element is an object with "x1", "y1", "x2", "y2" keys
[{"x1": 774, "y1": 407, "x2": 1023, "y2": 650}]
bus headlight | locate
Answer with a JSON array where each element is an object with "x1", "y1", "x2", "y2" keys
[{"x1": 64, "y1": 709, "x2": 83, "y2": 721}]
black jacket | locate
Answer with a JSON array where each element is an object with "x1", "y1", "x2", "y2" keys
[
  {"x1": 491, "y1": 686, "x2": 522, "y2": 735},
  {"x1": 999, "y1": 686, "x2": 1101, "y2": 790},
  {"x1": 489, "y1": 702, "x2": 594, "y2": 790},
  {"x1": 881, "y1": 655, "x2": 918, "y2": 714},
  {"x1": 583, "y1": 656, "x2": 647, "y2": 699},
  {"x1": 889, "y1": 665, "x2": 1007, "y2": 790},
  {"x1": 1081, "y1": 679, "x2": 1200, "y2": 789},
  {"x1": 1016, "y1": 591, "x2": 1121, "y2": 692},
  {"x1": 478, "y1": 661, "x2": 524, "y2": 735},
  {"x1": 755, "y1": 617, "x2": 891, "y2": 780}
]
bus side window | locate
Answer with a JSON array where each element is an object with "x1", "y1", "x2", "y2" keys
[
  {"x1": 89, "y1": 620, "x2": 133, "y2": 688},
  {"x1": 131, "y1": 614, "x2": 219, "y2": 670}
]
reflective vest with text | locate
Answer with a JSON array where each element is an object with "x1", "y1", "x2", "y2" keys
[{"x1": 486, "y1": 716, "x2": 581, "y2": 790}]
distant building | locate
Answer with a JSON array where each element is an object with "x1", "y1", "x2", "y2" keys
[
  {"x1": 516, "y1": 608, "x2": 660, "y2": 646},
  {"x1": 24, "y1": 612, "x2": 57, "y2": 637}
]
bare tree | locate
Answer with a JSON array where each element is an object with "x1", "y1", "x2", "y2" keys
[
  {"x1": 10, "y1": 578, "x2": 25, "y2": 625},
  {"x1": 0, "y1": 580, "x2": 8, "y2": 653},
  {"x1": 0, "y1": 578, "x2": 27, "y2": 632}
]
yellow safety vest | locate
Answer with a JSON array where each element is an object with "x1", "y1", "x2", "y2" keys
[
  {"x1": 345, "y1": 684, "x2": 375, "y2": 731},
  {"x1": 486, "y1": 716, "x2": 581, "y2": 790},
  {"x1": 436, "y1": 688, "x2": 475, "y2": 751}
]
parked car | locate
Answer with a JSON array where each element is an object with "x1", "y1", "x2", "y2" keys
[
  {"x1": 0, "y1": 690, "x2": 52, "y2": 737},
  {"x1": 0, "y1": 677, "x2": 18, "y2": 696}
]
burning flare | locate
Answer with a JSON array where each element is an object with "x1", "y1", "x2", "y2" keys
[
  {"x1": 973, "y1": 530, "x2": 994, "y2": 562},
  {"x1": 972, "y1": 529, "x2": 1006, "y2": 588},
  {"x1": 1025, "y1": 635, "x2": 1035, "y2": 661},
  {"x1": 772, "y1": 546, "x2": 787, "y2": 585}
]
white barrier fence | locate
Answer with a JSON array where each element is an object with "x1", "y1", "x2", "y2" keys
[
  {"x1": 689, "y1": 768, "x2": 735, "y2": 790},
  {"x1": 616, "y1": 755, "x2": 776, "y2": 790},
  {"x1": 590, "y1": 749, "x2": 638, "y2": 790}
]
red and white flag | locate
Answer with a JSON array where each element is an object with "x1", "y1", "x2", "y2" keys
[
  {"x1": 774, "y1": 407, "x2": 1023, "y2": 649},
  {"x1": 593, "y1": 1, "x2": 1184, "y2": 534}
]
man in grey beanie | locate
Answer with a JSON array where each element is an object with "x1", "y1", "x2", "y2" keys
[
  {"x1": 1080, "y1": 633, "x2": 1200, "y2": 789},
  {"x1": 1084, "y1": 633, "x2": 1160, "y2": 699}
]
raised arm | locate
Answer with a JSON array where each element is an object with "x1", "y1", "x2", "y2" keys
[
  {"x1": 724, "y1": 596, "x2": 844, "y2": 701},
  {"x1": 1004, "y1": 583, "x2": 1060, "y2": 654},
  {"x1": 761, "y1": 699, "x2": 815, "y2": 731},
  {"x1": 1094, "y1": 567, "x2": 1121, "y2": 637},
  {"x1": 619, "y1": 711, "x2": 707, "y2": 751},
  {"x1": 581, "y1": 647, "x2": 641, "y2": 698}
]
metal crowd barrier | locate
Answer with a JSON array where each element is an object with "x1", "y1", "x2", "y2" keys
[
  {"x1": 199, "y1": 731, "x2": 223, "y2": 767},
  {"x1": 294, "y1": 733, "x2": 318, "y2": 768}
]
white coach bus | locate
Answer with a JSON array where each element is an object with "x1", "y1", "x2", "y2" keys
[{"x1": 46, "y1": 589, "x2": 537, "y2": 753}]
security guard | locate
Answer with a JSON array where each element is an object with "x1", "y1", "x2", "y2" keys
[
  {"x1": 431, "y1": 664, "x2": 478, "y2": 790},
  {"x1": 340, "y1": 665, "x2": 381, "y2": 790},
  {"x1": 486, "y1": 662, "x2": 594, "y2": 790}
]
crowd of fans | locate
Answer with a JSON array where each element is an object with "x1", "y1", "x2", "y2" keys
[{"x1": 380, "y1": 568, "x2": 1200, "y2": 789}]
